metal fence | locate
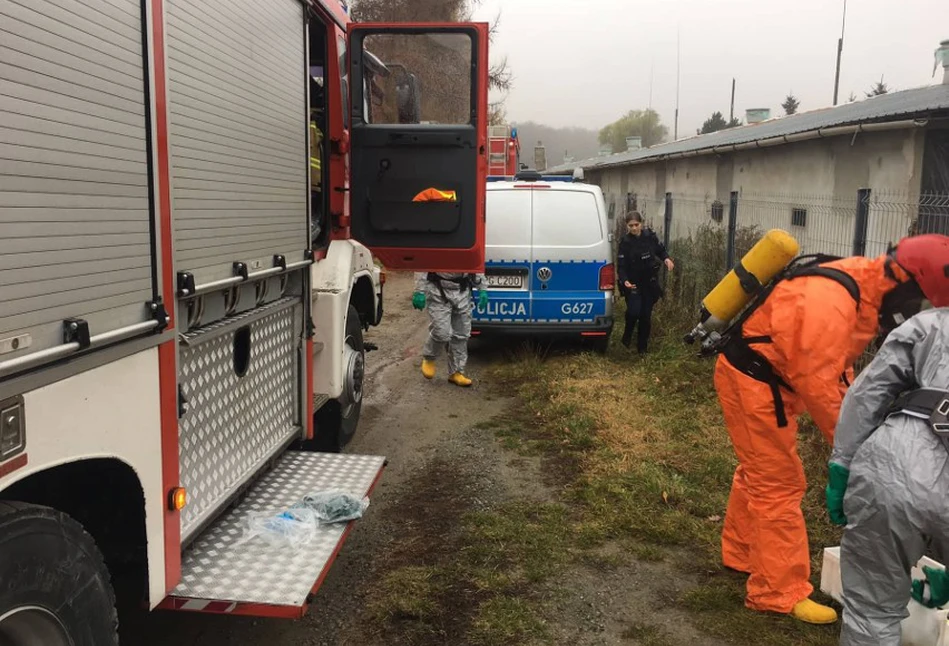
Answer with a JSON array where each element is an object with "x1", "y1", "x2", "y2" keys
[
  {"x1": 613, "y1": 188, "x2": 949, "y2": 367},
  {"x1": 641, "y1": 188, "x2": 949, "y2": 314}
]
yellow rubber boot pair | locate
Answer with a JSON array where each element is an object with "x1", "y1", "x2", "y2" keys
[
  {"x1": 421, "y1": 359, "x2": 436, "y2": 379},
  {"x1": 448, "y1": 372, "x2": 472, "y2": 387},
  {"x1": 790, "y1": 598, "x2": 838, "y2": 624}
]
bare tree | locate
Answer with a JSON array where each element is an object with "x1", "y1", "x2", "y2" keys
[{"x1": 351, "y1": 0, "x2": 512, "y2": 121}]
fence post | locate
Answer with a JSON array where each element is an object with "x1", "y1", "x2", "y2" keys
[
  {"x1": 853, "y1": 188, "x2": 871, "y2": 256},
  {"x1": 663, "y1": 192, "x2": 673, "y2": 250},
  {"x1": 727, "y1": 191, "x2": 739, "y2": 268}
]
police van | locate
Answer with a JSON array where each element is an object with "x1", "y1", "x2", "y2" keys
[{"x1": 472, "y1": 171, "x2": 615, "y2": 351}]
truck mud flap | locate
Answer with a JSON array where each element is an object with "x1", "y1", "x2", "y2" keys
[{"x1": 158, "y1": 452, "x2": 385, "y2": 618}]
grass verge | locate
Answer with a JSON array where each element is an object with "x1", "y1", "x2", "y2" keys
[
  {"x1": 475, "y1": 299, "x2": 846, "y2": 645},
  {"x1": 365, "y1": 297, "x2": 844, "y2": 645}
]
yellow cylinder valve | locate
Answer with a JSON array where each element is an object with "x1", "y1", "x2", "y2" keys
[{"x1": 684, "y1": 229, "x2": 800, "y2": 347}]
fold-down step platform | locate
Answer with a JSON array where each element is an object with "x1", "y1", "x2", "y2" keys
[{"x1": 159, "y1": 451, "x2": 386, "y2": 618}]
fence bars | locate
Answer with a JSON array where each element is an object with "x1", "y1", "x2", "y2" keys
[
  {"x1": 726, "y1": 191, "x2": 739, "y2": 269},
  {"x1": 636, "y1": 187, "x2": 949, "y2": 316},
  {"x1": 853, "y1": 188, "x2": 871, "y2": 256}
]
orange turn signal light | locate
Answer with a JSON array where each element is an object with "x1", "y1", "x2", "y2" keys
[{"x1": 169, "y1": 487, "x2": 187, "y2": 511}]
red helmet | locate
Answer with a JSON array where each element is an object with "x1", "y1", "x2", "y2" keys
[{"x1": 894, "y1": 234, "x2": 949, "y2": 307}]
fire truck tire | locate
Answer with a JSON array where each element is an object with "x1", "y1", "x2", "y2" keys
[
  {"x1": 0, "y1": 501, "x2": 117, "y2": 646},
  {"x1": 312, "y1": 304, "x2": 364, "y2": 453}
]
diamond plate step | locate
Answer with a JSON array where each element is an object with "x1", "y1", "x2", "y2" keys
[{"x1": 159, "y1": 451, "x2": 386, "y2": 618}]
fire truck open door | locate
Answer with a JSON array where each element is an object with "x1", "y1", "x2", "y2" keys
[{"x1": 348, "y1": 24, "x2": 489, "y2": 273}]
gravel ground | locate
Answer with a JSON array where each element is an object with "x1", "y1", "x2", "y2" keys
[{"x1": 119, "y1": 272, "x2": 726, "y2": 646}]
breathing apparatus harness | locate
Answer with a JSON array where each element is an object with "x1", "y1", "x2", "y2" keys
[
  {"x1": 886, "y1": 388, "x2": 949, "y2": 453},
  {"x1": 426, "y1": 273, "x2": 477, "y2": 303},
  {"x1": 706, "y1": 254, "x2": 861, "y2": 427}
]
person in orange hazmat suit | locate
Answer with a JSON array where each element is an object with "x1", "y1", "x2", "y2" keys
[{"x1": 714, "y1": 234, "x2": 949, "y2": 624}]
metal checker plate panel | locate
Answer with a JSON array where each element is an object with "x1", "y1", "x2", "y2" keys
[
  {"x1": 179, "y1": 305, "x2": 299, "y2": 539},
  {"x1": 172, "y1": 451, "x2": 386, "y2": 607}
]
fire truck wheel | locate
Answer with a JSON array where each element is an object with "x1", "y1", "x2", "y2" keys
[
  {"x1": 0, "y1": 501, "x2": 118, "y2": 646},
  {"x1": 312, "y1": 304, "x2": 364, "y2": 453}
]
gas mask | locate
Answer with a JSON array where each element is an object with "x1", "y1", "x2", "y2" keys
[{"x1": 879, "y1": 278, "x2": 926, "y2": 337}]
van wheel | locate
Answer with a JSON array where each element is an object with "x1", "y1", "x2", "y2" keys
[
  {"x1": 0, "y1": 502, "x2": 118, "y2": 646},
  {"x1": 310, "y1": 305, "x2": 365, "y2": 453},
  {"x1": 591, "y1": 335, "x2": 610, "y2": 355}
]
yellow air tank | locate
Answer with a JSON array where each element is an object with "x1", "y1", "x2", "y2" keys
[{"x1": 684, "y1": 229, "x2": 800, "y2": 346}]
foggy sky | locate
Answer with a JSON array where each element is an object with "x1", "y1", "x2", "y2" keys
[{"x1": 471, "y1": 0, "x2": 949, "y2": 139}]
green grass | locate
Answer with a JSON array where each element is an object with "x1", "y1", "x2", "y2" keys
[
  {"x1": 470, "y1": 596, "x2": 550, "y2": 646},
  {"x1": 366, "y1": 500, "x2": 570, "y2": 645},
  {"x1": 462, "y1": 503, "x2": 572, "y2": 590},
  {"x1": 477, "y1": 298, "x2": 845, "y2": 645},
  {"x1": 367, "y1": 292, "x2": 844, "y2": 645},
  {"x1": 369, "y1": 566, "x2": 446, "y2": 622}
]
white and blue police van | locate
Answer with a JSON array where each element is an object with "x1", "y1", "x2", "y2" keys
[{"x1": 472, "y1": 170, "x2": 615, "y2": 351}]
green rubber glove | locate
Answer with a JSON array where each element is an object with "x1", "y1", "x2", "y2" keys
[
  {"x1": 912, "y1": 566, "x2": 949, "y2": 608},
  {"x1": 825, "y1": 462, "x2": 850, "y2": 526},
  {"x1": 412, "y1": 291, "x2": 426, "y2": 311},
  {"x1": 478, "y1": 289, "x2": 488, "y2": 310}
]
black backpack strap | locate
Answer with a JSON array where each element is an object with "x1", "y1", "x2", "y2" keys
[
  {"x1": 426, "y1": 272, "x2": 449, "y2": 302},
  {"x1": 427, "y1": 273, "x2": 473, "y2": 300},
  {"x1": 889, "y1": 388, "x2": 949, "y2": 419},
  {"x1": 703, "y1": 255, "x2": 854, "y2": 357},
  {"x1": 712, "y1": 256, "x2": 860, "y2": 428},
  {"x1": 722, "y1": 337, "x2": 794, "y2": 427},
  {"x1": 887, "y1": 388, "x2": 949, "y2": 452},
  {"x1": 786, "y1": 265, "x2": 860, "y2": 307}
]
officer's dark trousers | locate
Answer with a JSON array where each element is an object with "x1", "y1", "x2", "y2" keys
[{"x1": 622, "y1": 290, "x2": 654, "y2": 353}]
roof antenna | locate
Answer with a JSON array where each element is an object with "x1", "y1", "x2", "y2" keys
[
  {"x1": 833, "y1": 0, "x2": 847, "y2": 105},
  {"x1": 674, "y1": 25, "x2": 681, "y2": 141}
]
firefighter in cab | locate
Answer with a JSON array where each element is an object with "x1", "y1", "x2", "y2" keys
[{"x1": 709, "y1": 233, "x2": 949, "y2": 624}]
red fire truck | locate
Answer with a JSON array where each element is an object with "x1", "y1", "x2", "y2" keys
[
  {"x1": 487, "y1": 124, "x2": 520, "y2": 176},
  {"x1": 0, "y1": 0, "x2": 488, "y2": 642}
]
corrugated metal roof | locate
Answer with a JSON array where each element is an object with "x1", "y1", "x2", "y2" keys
[{"x1": 546, "y1": 83, "x2": 949, "y2": 174}]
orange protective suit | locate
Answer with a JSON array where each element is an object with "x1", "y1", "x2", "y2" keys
[{"x1": 715, "y1": 255, "x2": 900, "y2": 613}]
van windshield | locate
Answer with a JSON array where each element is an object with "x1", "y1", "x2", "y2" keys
[{"x1": 532, "y1": 190, "x2": 602, "y2": 248}]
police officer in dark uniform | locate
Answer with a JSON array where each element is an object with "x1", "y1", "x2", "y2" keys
[{"x1": 617, "y1": 211, "x2": 674, "y2": 353}]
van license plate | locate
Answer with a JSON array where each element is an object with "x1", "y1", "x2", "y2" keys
[{"x1": 487, "y1": 275, "x2": 523, "y2": 288}]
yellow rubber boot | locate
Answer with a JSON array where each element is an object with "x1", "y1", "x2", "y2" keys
[
  {"x1": 790, "y1": 598, "x2": 838, "y2": 625},
  {"x1": 421, "y1": 359, "x2": 436, "y2": 379},
  {"x1": 448, "y1": 372, "x2": 472, "y2": 387}
]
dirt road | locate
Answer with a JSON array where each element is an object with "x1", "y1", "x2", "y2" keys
[
  {"x1": 121, "y1": 271, "x2": 729, "y2": 646},
  {"x1": 119, "y1": 271, "x2": 527, "y2": 645}
]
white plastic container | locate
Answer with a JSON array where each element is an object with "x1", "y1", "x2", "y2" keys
[{"x1": 821, "y1": 546, "x2": 949, "y2": 645}]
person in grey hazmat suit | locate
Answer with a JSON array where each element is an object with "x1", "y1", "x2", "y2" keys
[
  {"x1": 412, "y1": 272, "x2": 488, "y2": 387},
  {"x1": 827, "y1": 307, "x2": 949, "y2": 645}
]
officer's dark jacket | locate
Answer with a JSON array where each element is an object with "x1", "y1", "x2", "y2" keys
[{"x1": 617, "y1": 229, "x2": 669, "y2": 286}]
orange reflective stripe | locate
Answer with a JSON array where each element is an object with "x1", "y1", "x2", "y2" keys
[{"x1": 412, "y1": 188, "x2": 457, "y2": 202}]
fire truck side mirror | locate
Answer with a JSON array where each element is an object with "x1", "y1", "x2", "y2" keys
[{"x1": 396, "y1": 72, "x2": 421, "y2": 124}]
